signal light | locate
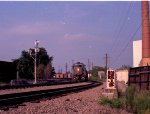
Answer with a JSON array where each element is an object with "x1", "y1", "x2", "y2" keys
[{"x1": 77, "y1": 68, "x2": 80, "y2": 72}]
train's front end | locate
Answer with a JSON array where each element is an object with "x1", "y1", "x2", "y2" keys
[
  {"x1": 74, "y1": 66, "x2": 83, "y2": 75},
  {"x1": 72, "y1": 62, "x2": 88, "y2": 82}
]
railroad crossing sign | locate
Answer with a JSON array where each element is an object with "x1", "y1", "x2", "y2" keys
[{"x1": 106, "y1": 69, "x2": 116, "y2": 89}]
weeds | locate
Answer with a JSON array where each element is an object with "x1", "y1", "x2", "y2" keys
[
  {"x1": 99, "y1": 97, "x2": 122, "y2": 108},
  {"x1": 99, "y1": 86, "x2": 150, "y2": 114},
  {"x1": 125, "y1": 85, "x2": 136, "y2": 110},
  {"x1": 133, "y1": 91, "x2": 150, "y2": 114}
]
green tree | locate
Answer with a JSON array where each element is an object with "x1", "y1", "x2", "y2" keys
[
  {"x1": 13, "y1": 47, "x2": 53, "y2": 80},
  {"x1": 16, "y1": 51, "x2": 34, "y2": 79},
  {"x1": 37, "y1": 62, "x2": 53, "y2": 79},
  {"x1": 117, "y1": 65, "x2": 131, "y2": 70},
  {"x1": 91, "y1": 66, "x2": 105, "y2": 77},
  {"x1": 37, "y1": 64, "x2": 45, "y2": 79},
  {"x1": 51, "y1": 67, "x2": 56, "y2": 77},
  {"x1": 91, "y1": 66, "x2": 99, "y2": 77},
  {"x1": 90, "y1": 66, "x2": 105, "y2": 81},
  {"x1": 37, "y1": 48, "x2": 53, "y2": 66}
]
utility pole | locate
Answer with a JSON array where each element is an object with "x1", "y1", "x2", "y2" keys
[
  {"x1": 72, "y1": 60, "x2": 74, "y2": 65},
  {"x1": 92, "y1": 62, "x2": 94, "y2": 70},
  {"x1": 60, "y1": 68, "x2": 62, "y2": 73},
  {"x1": 104, "y1": 53, "x2": 109, "y2": 75},
  {"x1": 58, "y1": 65, "x2": 60, "y2": 73},
  {"x1": 88, "y1": 59, "x2": 91, "y2": 74},
  {"x1": 105, "y1": 53, "x2": 108, "y2": 70},
  {"x1": 65, "y1": 63, "x2": 68, "y2": 73}
]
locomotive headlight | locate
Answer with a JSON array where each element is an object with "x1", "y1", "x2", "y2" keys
[{"x1": 77, "y1": 68, "x2": 80, "y2": 72}]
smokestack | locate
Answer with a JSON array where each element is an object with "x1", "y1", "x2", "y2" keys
[{"x1": 141, "y1": 1, "x2": 150, "y2": 66}]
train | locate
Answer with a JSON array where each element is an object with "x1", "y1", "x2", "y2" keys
[
  {"x1": 72, "y1": 62, "x2": 88, "y2": 82},
  {"x1": 0, "y1": 60, "x2": 88, "y2": 84},
  {"x1": 54, "y1": 62, "x2": 88, "y2": 82},
  {"x1": 0, "y1": 61, "x2": 16, "y2": 83}
]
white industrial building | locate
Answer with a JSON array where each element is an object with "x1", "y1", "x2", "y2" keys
[
  {"x1": 98, "y1": 71, "x2": 105, "y2": 79},
  {"x1": 133, "y1": 40, "x2": 142, "y2": 67},
  {"x1": 116, "y1": 70, "x2": 128, "y2": 84}
]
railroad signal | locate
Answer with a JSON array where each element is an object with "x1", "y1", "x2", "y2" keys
[{"x1": 28, "y1": 40, "x2": 40, "y2": 84}]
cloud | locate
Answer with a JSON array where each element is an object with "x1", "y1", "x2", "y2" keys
[
  {"x1": 63, "y1": 33, "x2": 98, "y2": 41},
  {"x1": 9, "y1": 24, "x2": 42, "y2": 35},
  {"x1": 0, "y1": 21, "x2": 65, "y2": 36},
  {"x1": 63, "y1": 4, "x2": 88, "y2": 19}
]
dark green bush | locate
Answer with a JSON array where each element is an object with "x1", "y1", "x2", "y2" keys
[
  {"x1": 110, "y1": 98, "x2": 122, "y2": 108},
  {"x1": 99, "y1": 97, "x2": 111, "y2": 105},
  {"x1": 99, "y1": 97, "x2": 122, "y2": 108},
  {"x1": 133, "y1": 91, "x2": 150, "y2": 114},
  {"x1": 125, "y1": 85, "x2": 136, "y2": 109},
  {"x1": 89, "y1": 75, "x2": 102, "y2": 82},
  {"x1": 125, "y1": 86, "x2": 150, "y2": 114},
  {"x1": 99, "y1": 86, "x2": 150, "y2": 113}
]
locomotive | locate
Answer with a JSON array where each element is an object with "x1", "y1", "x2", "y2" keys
[{"x1": 72, "y1": 62, "x2": 88, "y2": 82}]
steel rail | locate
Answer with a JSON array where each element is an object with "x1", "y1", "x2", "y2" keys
[
  {"x1": 0, "y1": 82, "x2": 101, "y2": 108},
  {"x1": 0, "y1": 79, "x2": 73, "y2": 90}
]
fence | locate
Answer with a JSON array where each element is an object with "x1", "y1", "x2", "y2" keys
[{"x1": 128, "y1": 66, "x2": 150, "y2": 90}]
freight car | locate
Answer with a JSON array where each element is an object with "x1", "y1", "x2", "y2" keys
[
  {"x1": 72, "y1": 62, "x2": 88, "y2": 82},
  {"x1": 0, "y1": 61, "x2": 16, "y2": 83}
]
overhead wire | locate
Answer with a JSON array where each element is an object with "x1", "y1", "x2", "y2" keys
[
  {"x1": 110, "y1": 23, "x2": 142, "y2": 67},
  {"x1": 108, "y1": 1, "x2": 133, "y2": 55}
]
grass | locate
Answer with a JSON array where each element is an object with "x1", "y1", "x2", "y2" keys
[
  {"x1": 89, "y1": 76, "x2": 102, "y2": 82},
  {"x1": 99, "y1": 97, "x2": 123, "y2": 109},
  {"x1": 125, "y1": 85, "x2": 136, "y2": 110},
  {"x1": 99, "y1": 86, "x2": 150, "y2": 114},
  {"x1": 133, "y1": 91, "x2": 150, "y2": 114}
]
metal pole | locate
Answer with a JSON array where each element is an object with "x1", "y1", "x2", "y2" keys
[
  {"x1": 72, "y1": 60, "x2": 74, "y2": 65},
  {"x1": 34, "y1": 49, "x2": 37, "y2": 84},
  {"x1": 106, "y1": 53, "x2": 108, "y2": 70},
  {"x1": 88, "y1": 59, "x2": 90, "y2": 73},
  {"x1": 34, "y1": 40, "x2": 39, "y2": 84}
]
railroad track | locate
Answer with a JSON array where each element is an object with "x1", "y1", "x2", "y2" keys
[
  {"x1": 0, "y1": 78, "x2": 73, "y2": 90},
  {"x1": 0, "y1": 82, "x2": 101, "y2": 110}
]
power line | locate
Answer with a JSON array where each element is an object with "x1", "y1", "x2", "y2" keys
[
  {"x1": 108, "y1": 2, "x2": 133, "y2": 54},
  {"x1": 110, "y1": 23, "x2": 142, "y2": 67},
  {"x1": 110, "y1": 2, "x2": 133, "y2": 55}
]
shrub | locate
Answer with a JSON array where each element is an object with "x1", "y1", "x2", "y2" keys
[
  {"x1": 125, "y1": 85, "x2": 136, "y2": 109},
  {"x1": 99, "y1": 97, "x2": 122, "y2": 108},
  {"x1": 119, "y1": 96, "x2": 126, "y2": 108},
  {"x1": 89, "y1": 75, "x2": 101, "y2": 82},
  {"x1": 133, "y1": 91, "x2": 150, "y2": 114},
  {"x1": 125, "y1": 86, "x2": 150, "y2": 114},
  {"x1": 99, "y1": 96, "x2": 111, "y2": 105},
  {"x1": 110, "y1": 98, "x2": 122, "y2": 108},
  {"x1": 99, "y1": 86, "x2": 150, "y2": 113}
]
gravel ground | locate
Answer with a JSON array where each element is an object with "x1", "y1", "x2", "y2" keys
[
  {"x1": 0, "y1": 83, "x2": 132, "y2": 114},
  {"x1": 0, "y1": 82, "x2": 90, "y2": 95}
]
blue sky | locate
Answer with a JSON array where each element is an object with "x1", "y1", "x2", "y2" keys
[{"x1": 0, "y1": 1, "x2": 144, "y2": 72}]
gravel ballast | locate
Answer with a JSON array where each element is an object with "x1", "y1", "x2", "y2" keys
[
  {"x1": 0, "y1": 83, "x2": 131, "y2": 114},
  {"x1": 0, "y1": 82, "x2": 90, "y2": 95}
]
